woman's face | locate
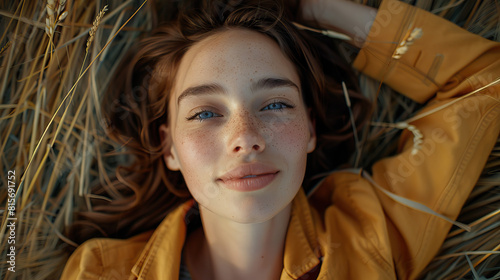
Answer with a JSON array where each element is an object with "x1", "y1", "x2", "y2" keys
[{"x1": 160, "y1": 29, "x2": 316, "y2": 223}]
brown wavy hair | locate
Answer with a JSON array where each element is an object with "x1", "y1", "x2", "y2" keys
[{"x1": 68, "y1": 0, "x2": 371, "y2": 245}]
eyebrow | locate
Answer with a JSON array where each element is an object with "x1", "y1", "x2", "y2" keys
[{"x1": 177, "y1": 77, "x2": 300, "y2": 105}]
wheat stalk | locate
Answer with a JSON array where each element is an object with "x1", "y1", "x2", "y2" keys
[
  {"x1": 86, "y1": 5, "x2": 108, "y2": 53},
  {"x1": 392, "y1": 27, "x2": 422, "y2": 59},
  {"x1": 45, "y1": 0, "x2": 68, "y2": 37}
]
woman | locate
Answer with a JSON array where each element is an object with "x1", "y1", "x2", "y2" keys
[{"x1": 62, "y1": 0, "x2": 500, "y2": 279}]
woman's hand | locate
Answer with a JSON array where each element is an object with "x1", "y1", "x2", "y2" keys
[{"x1": 299, "y1": 0, "x2": 377, "y2": 45}]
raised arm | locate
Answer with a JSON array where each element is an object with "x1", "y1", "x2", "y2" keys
[
  {"x1": 305, "y1": 0, "x2": 500, "y2": 278},
  {"x1": 301, "y1": 0, "x2": 377, "y2": 46}
]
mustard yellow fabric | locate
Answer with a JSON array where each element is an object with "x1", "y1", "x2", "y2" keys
[{"x1": 61, "y1": 0, "x2": 500, "y2": 279}]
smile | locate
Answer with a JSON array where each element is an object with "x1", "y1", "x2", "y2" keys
[{"x1": 218, "y1": 163, "x2": 280, "y2": 192}]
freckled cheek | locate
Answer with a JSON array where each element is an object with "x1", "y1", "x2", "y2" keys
[
  {"x1": 266, "y1": 118, "x2": 310, "y2": 153},
  {"x1": 175, "y1": 129, "x2": 220, "y2": 167}
]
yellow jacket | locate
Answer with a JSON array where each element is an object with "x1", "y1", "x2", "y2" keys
[{"x1": 61, "y1": 0, "x2": 500, "y2": 279}]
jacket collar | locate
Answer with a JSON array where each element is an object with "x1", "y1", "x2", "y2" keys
[
  {"x1": 131, "y1": 189, "x2": 321, "y2": 279},
  {"x1": 282, "y1": 188, "x2": 322, "y2": 279}
]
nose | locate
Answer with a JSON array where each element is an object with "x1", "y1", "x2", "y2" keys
[{"x1": 227, "y1": 113, "x2": 266, "y2": 155}]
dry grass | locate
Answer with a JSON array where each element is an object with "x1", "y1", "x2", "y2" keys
[
  {"x1": 0, "y1": 0, "x2": 498, "y2": 279},
  {"x1": 0, "y1": 0, "x2": 151, "y2": 279}
]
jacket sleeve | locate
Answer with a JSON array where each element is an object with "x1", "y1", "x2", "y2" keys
[{"x1": 352, "y1": 0, "x2": 500, "y2": 278}]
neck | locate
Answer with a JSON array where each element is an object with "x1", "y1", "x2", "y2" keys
[{"x1": 196, "y1": 204, "x2": 291, "y2": 280}]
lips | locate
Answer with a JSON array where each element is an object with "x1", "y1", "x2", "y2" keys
[{"x1": 217, "y1": 163, "x2": 279, "y2": 192}]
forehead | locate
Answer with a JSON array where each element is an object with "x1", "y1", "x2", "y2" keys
[{"x1": 171, "y1": 28, "x2": 300, "y2": 96}]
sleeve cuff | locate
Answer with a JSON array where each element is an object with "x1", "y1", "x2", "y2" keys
[{"x1": 352, "y1": 0, "x2": 497, "y2": 103}]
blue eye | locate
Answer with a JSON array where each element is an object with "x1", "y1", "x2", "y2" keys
[
  {"x1": 187, "y1": 110, "x2": 221, "y2": 122},
  {"x1": 199, "y1": 111, "x2": 215, "y2": 119},
  {"x1": 262, "y1": 102, "x2": 291, "y2": 111}
]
